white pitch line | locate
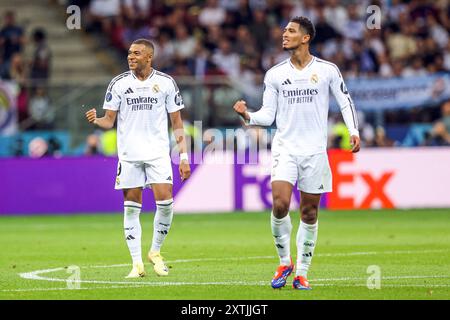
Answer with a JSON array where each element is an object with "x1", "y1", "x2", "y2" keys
[
  {"x1": 10, "y1": 249, "x2": 449, "y2": 293},
  {"x1": 17, "y1": 266, "x2": 450, "y2": 290},
  {"x1": 18, "y1": 270, "x2": 450, "y2": 286}
]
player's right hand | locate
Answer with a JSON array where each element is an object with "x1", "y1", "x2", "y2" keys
[
  {"x1": 85, "y1": 108, "x2": 97, "y2": 124},
  {"x1": 233, "y1": 100, "x2": 250, "y2": 121},
  {"x1": 350, "y1": 135, "x2": 361, "y2": 153}
]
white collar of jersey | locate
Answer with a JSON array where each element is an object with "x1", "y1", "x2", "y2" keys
[
  {"x1": 288, "y1": 56, "x2": 315, "y2": 71},
  {"x1": 131, "y1": 68, "x2": 155, "y2": 81}
]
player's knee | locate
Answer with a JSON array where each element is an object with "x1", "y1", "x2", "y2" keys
[
  {"x1": 301, "y1": 204, "x2": 318, "y2": 224},
  {"x1": 273, "y1": 198, "x2": 290, "y2": 218},
  {"x1": 123, "y1": 188, "x2": 142, "y2": 203}
]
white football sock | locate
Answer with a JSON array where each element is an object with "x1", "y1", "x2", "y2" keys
[
  {"x1": 271, "y1": 212, "x2": 292, "y2": 266},
  {"x1": 123, "y1": 201, "x2": 142, "y2": 263},
  {"x1": 296, "y1": 220, "x2": 318, "y2": 277},
  {"x1": 150, "y1": 198, "x2": 174, "y2": 252}
]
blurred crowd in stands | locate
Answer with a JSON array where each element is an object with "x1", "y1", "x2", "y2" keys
[
  {"x1": 72, "y1": 0, "x2": 450, "y2": 79},
  {"x1": 0, "y1": 10, "x2": 52, "y2": 129},
  {"x1": 71, "y1": 0, "x2": 450, "y2": 151},
  {"x1": 1, "y1": 0, "x2": 450, "y2": 158}
]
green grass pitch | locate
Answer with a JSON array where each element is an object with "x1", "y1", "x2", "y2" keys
[{"x1": 0, "y1": 209, "x2": 449, "y2": 300}]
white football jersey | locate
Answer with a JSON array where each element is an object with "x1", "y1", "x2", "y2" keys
[
  {"x1": 248, "y1": 56, "x2": 359, "y2": 156},
  {"x1": 103, "y1": 69, "x2": 184, "y2": 161}
]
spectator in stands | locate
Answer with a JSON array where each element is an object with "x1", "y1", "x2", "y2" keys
[
  {"x1": 374, "y1": 126, "x2": 395, "y2": 147},
  {"x1": 29, "y1": 28, "x2": 51, "y2": 87},
  {"x1": 323, "y1": 0, "x2": 348, "y2": 36},
  {"x1": 0, "y1": 11, "x2": 25, "y2": 63},
  {"x1": 378, "y1": 53, "x2": 394, "y2": 78},
  {"x1": 86, "y1": 0, "x2": 121, "y2": 35},
  {"x1": 313, "y1": 7, "x2": 339, "y2": 45},
  {"x1": 357, "y1": 111, "x2": 376, "y2": 148},
  {"x1": 172, "y1": 25, "x2": 197, "y2": 61},
  {"x1": 28, "y1": 137, "x2": 48, "y2": 158},
  {"x1": 122, "y1": 17, "x2": 154, "y2": 50},
  {"x1": 85, "y1": 133, "x2": 101, "y2": 155},
  {"x1": 186, "y1": 42, "x2": 214, "y2": 79},
  {"x1": 234, "y1": 25, "x2": 257, "y2": 58},
  {"x1": 28, "y1": 87, "x2": 54, "y2": 130},
  {"x1": 1, "y1": 52, "x2": 29, "y2": 122},
  {"x1": 1, "y1": 52, "x2": 26, "y2": 82},
  {"x1": 402, "y1": 55, "x2": 427, "y2": 77},
  {"x1": 212, "y1": 38, "x2": 240, "y2": 77},
  {"x1": 292, "y1": 0, "x2": 318, "y2": 24},
  {"x1": 387, "y1": 0, "x2": 408, "y2": 23},
  {"x1": 198, "y1": 0, "x2": 226, "y2": 28},
  {"x1": 426, "y1": 13, "x2": 449, "y2": 50},
  {"x1": 342, "y1": 4, "x2": 365, "y2": 41},
  {"x1": 249, "y1": 9, "x2": 270, "y2": 51},
  {"x1": 386, "y1": 22, "x2": 418, "y2": 61},
  {"x1": 123, "y1": 0, "x2": 151, "y2": 21},
  {"x1": 153, "y1": 32, "x2": 175, "y2": 72},
  {"x1": 424, "y1": 100, "x2": 450, "y2": 146}
]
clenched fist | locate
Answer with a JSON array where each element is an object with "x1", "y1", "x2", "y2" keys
[
  {"x1": 85, "y1": 108, "x2": 97, "y2": 124},
  {"x1": 233, "y1": 100, "x2": 250, "y2": 121}
]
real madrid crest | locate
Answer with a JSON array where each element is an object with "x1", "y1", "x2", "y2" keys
[
  {"x1": 310, "y1": 74, "x2": 319, "y2": 84},
  {"x1": 152, "y1": 84, "x2": 160, "y2": 93}
]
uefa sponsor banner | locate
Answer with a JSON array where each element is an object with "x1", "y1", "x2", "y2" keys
[
  {"x1": 326, "y1": 148, "x2": 450, "y2": 209},
  {"x1": 0, "y1": 156, "x2": 198, "y2": 215},
  {"x1": 1, "y1": 148, "x2": 450, "y2": 214},
  {"x1": 177, "y1": 148, "x2": 450, "y2": 212},
  {"x1": 0, "y1": 80, "x2": 18, "y2": 135},
  {"x1": 330, "y1": 73, "x2": 450, "y2": 111}
]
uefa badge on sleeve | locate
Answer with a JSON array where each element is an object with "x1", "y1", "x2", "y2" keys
[
  {"x1": 174, "y1": 92, "x2": 183, "y2": 106},
  {"x1": 105, "y1": 92, "x2": 113, "y2": 102}
]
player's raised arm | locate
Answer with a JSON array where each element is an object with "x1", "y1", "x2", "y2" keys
[
  {"x1": 329, "y1": 66, "x2": 360, "y2": 153},
  {"x1": 169, "y1": 110, "x2": 191, "y2": 181},
  {"x1": 85, "y1": 108, "x2": 117, "y2": 129},
  {"x1": 233, "y1": 72, "x2": 278, "y2": 127}
]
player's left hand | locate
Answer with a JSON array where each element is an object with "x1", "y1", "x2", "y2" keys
[
  {"x1": 179, "y1": 160, "x2": 191, "y2": 181},
  {"x1": 350, "y1": 135, "x2": 361, "y2": 153}
]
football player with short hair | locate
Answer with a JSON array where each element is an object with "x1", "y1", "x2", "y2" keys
[
  {"x1": 86, "y1": 39, "x2": 191, "y2": 278},
  {"x1": 233, "y1": 17, "x2": 360, "y2": 290}
]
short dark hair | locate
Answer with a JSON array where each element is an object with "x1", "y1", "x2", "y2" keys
[
  {"x1": 132, "y1": 39, "x2": 155, "y2": 52},
  {"x1": 33, "y1": 28, "x2": 46, "y2": 42},
  {"x1": 290, "y1": 16, "x2": 316, "y2": 43}
]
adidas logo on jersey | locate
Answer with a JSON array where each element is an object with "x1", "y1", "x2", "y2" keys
[
  {"x1": 282, "y1": 79, "x2": 292, "y2": 85},
  {"x1": 125, "y1": 87, "x2": 134, "y2": 94}
]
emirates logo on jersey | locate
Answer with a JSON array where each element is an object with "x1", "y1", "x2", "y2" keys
[{"x1": 310, "y1": 74, "x2": 319, "y2": 84}]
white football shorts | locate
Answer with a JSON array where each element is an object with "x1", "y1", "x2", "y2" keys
[
  {"x1": 114, "y1": 155, "x2": 173, "y2": 190},
  {"x1": 271, "y1": 151, "x2": 332, "y2": 194}
]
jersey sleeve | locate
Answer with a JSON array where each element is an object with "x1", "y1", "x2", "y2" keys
[
  {"x1": 329, "y1": 66, "x2": 359, "y2": 137},
  {"x1": 165, "y1": 78, "x2": 184, "y2": 113},
  {"x1": 103, "y1": 80, "x2": 121, "y2": 111},
  {"x1": 248, "y1": 71, "x2": 277, "y2": 126}
]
